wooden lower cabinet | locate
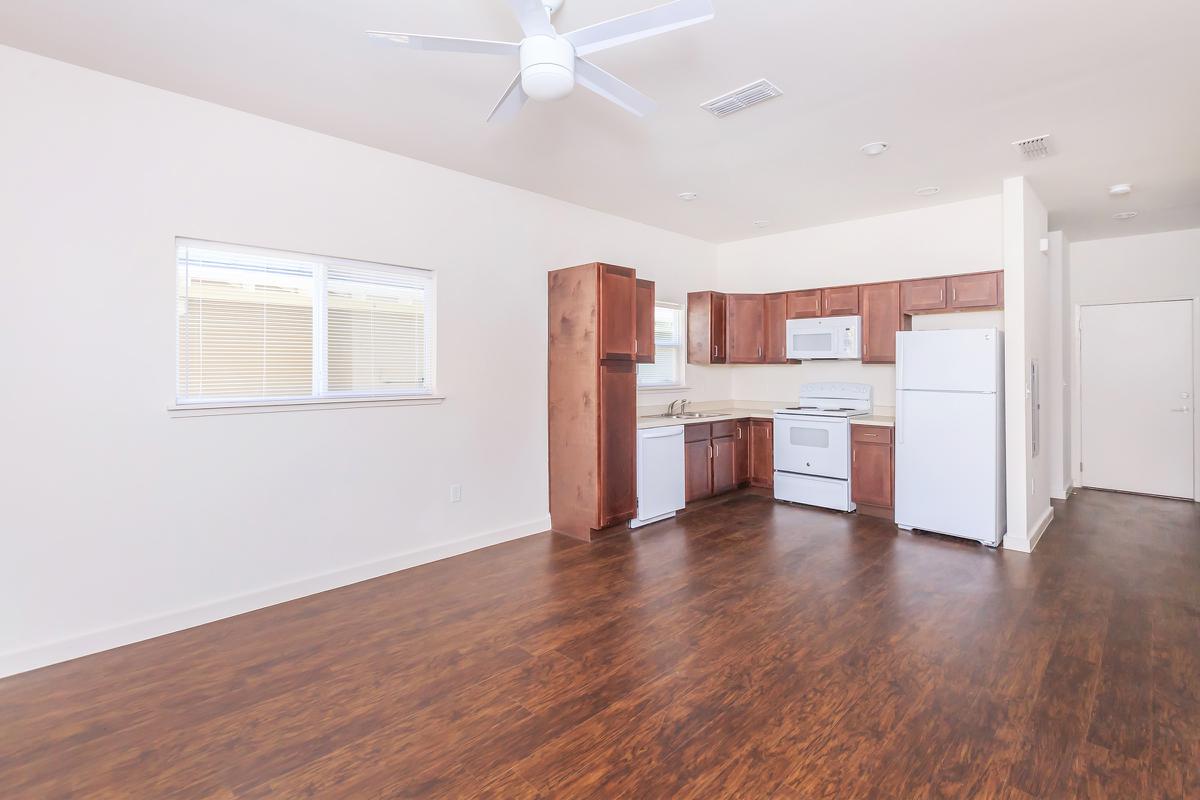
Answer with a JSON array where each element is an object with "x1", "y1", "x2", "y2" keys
[
  {"x1": 851, "y1": 424, "x2": 893, "y2": 518},
  {"x1": 734, "y1": 419, "x2": 750, "y2": 483},
  {"x1": 683, "y1": 419, "x2": 755, "y2": 502},
  {"x1": 712, "y1": 435, "x2": 737, "y2": 494},
  {"x1": 749, "y1": 418, "x2": 774, "y2": 489},
  {"x1": 684, "y1": 438, "x2": 713, "y2": 502}
]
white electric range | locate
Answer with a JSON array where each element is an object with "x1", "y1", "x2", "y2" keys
[{"x1": 773, "y1": 382, "x2": 873, "y2": 512}]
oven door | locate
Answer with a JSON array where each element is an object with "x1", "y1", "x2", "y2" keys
[{"x1": 773, "y1": 416, "x2": 850, "y2": 479}]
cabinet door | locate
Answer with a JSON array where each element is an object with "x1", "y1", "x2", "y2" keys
[
  {"x1": 949, "y1": 271, "x2": 1002, "y2": 309},
  {"x1": 822, "y1": 285, "x2": 860, "y2": 316},
  {"x1": 726, "y1": 294, "x2": 765, "y2": 363},
  {"x1": 901, "y1": 277, "x2": 947, "y2": 313},
  {"x1": 599, "y1": 264, "x2": 637, "y2": 360},
  {"x1": 749, "y1": 419, "x2": 774, "y2": 488},
  {"x1": 860, "y1": 282, "x2": 901, "y2": 364},
  {"x1": 635, "y1": 278, "x2": 655, "y2": 364},
  {"x1": 684, "y1": 438, "x2": 713, "y2": 502},
  {"x1": 598, "y1": 361, "x2": 637, "y2": 526},
  {"x1": 687, "y1": 291, "x2": 727, "y2": 365},
  {"x1": 763, "y1": 293, "x2": 787, "y2": 363},
  {"x1": 734, "y1": 420, "x2": 750, "y2": 484},
  {"x1": 851, "y1": 441, "x2": 893, "y2": 508},
  {"x1": 786, "y1": 290, "x2": 822, "y2": 319},
  {"x1": 712, "y1": 436, "x2": 737, "y2": 494}
]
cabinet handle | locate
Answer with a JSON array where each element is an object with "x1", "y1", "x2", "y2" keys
[
  {"x1": 713, "y1": 345, "x2": 718, "y2": 357},
  {"x1": 758, "y1": 345, "x2": 762, "y2": 358},
  {"x1": 708, "y1": 444, "x2": 713, "y2": 459},
  {"x1": 939, "y1": 288, "x2": 945, "y2": 302},
  {"x1": 634, "y1": 338, "x2": 638, "y2": 353},
  {"x1": 737, "y1": 427, "x2": 742, "y2": 440},
  {"x1": 952, "y1": 287, "x2": 957, "y2": 303}
]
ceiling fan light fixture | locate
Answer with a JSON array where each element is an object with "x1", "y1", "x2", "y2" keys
[{"x1": 519, "y1": 35, "x2": 575, "y2": 101}]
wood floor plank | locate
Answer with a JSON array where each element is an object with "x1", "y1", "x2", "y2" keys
[{"x1": 1, "y1": 488, "x2": 1197, "y2": 798}]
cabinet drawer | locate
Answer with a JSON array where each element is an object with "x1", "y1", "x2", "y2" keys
[
  {"x1": 684, "y1": 423, "x2": 712, "y2": 443},
  {"x1": 711, "y1": 420, "x2": 737, "y2": 438},
  {"x1": 852, "y1": 425, "x2": 893, "y2": 444}
]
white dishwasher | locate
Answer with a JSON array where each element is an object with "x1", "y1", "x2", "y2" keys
[{"x1": 630, "y1": 425, "x2": 686, "y2": 528}]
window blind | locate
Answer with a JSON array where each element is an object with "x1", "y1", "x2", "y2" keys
[
  {"x1": 176, "y1": 240, "x2": 433, "y2": 405},
  {"x1": 637, "y1": 303, "x2": 684, "y2": 388}
]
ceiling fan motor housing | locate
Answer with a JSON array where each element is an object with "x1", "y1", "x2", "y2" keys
[{"x1": 520, "y1": 35, "x2": 575, "y2": 101}]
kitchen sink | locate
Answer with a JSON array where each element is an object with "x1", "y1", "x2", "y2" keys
[{"x1": 642, "y1": 411, "x2": 727, "y2": 420}]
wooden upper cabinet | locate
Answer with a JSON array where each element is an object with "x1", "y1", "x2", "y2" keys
[
  {"x1": 860, "y1": 282, "x2": 902, "y2": 364},
  {"x1": 726, "y1": 294, "x2": 766, "y2": 363},
  {"x1": 949, "y1": 271, "x2": 1002, "y2": 309},
  {"x1": 687, "y1": 291, "x2": 727, "y2": 364},
  {"x1": 901, "y1": 277, "x2": 947, "y2": 313},
  {"x1": 763, "y1": 292, "x2": 788, "y2": 364},
  {"x1": 599, "y1": 264, "x2": 637, "y2": 360},
  {"x1": 822, "y1": 285, "x2": 860, "y2": 316},
  {"x1": 635, "y1": 278, "x2": 655, "y2": 364},
  {"x1": 786, "y1": 290, "x2": 822, "y2": 319}
]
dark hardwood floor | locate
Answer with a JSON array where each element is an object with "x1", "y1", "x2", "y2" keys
[{"x1": 2, "y1": 488, "x2": 1198, "y2": 798}]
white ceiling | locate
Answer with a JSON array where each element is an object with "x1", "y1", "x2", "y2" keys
[{"x1": 2, "y1": 0, "x2": 1198, "y2": 243}]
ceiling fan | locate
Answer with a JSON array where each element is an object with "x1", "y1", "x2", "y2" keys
[{"x1": 367, "y1": 0, "x2": 714, "y2": 122}]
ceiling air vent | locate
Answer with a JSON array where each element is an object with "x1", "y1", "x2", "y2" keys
[
  {"x1": 1012, "y1": 134, "x2": 1052, "y2": 160},
  {"x1": 700, "y1": 79, "x2": 783, "y2": 118}
]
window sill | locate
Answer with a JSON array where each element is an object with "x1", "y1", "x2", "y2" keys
[
  {"x1": 168, "y1": 394, "x2": 446, "y2": 418},
  {"x1": 637, "y1": 385, "x2": 691, "y2": 394}
]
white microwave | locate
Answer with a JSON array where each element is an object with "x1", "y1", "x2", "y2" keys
[{"x1": 785, "y1": 315, "x2": 862, "y2": 360}]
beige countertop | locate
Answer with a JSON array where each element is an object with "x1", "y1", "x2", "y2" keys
[
  {"x1": 850, "y1": 414, "x2": 895, "y2": 428},
  {"x1": 637, "y1": 407, "x2": 774, "y2": 430}
]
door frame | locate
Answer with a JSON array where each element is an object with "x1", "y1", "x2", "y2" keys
[{"x1": 1071, "y1": 296, "x2": 1198, "y2": 501}]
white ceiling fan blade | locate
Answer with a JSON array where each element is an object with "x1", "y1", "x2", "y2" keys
[
  {"x1": 366, "y1": 31, "x2": 519, "y2": 56},
  {"x1": 574, "y1": 58, "x2": 657, "y2": 117},
  {"x1": 487, "y1": 73, "x2": 529, "y2": 122},
  {"x1": 505, "y1": 0, "x2": 554, "y2": 38},
  {"x1": 563, "y1": 0, "x2": 713, "y2": 57}
]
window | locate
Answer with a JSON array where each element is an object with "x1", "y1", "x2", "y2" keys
[
  {"x1": 637, "y1": 302, "x2": 685, "y2": 388},
  {"x1": 176, "y1": 239, "x2": 434, "y2": 405}
]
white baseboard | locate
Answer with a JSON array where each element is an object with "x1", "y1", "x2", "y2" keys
[
  {"x1": 0, "y1": 516, "x2": 550, "y2": 679},
  {"x1": 1003, "y1": 506, "x2": 1054, "y2": 554}
]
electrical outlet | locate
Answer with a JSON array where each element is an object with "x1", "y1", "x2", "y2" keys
[{"x1": 449, "y1": 484, "x2": 462, "y2": 503}]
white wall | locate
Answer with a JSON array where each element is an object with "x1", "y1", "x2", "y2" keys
[
  {"x1": 0, "y1": 46, "x2": 723, "y2": 676},
  {"x1": 1001, "y1": 177, "x2": 1052, "y2": 552},
  {"x1": 1046, "y1": 231, "x2": 1073, "y2": 499},
  {"x1": 1069, "y1": 228, "x2": 1200, "y2": 497},
  {"x1": 714, "y1": 196, "x2": 1004, "y2": 407}
]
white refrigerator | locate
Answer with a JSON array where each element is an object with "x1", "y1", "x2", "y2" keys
[{"x1": 894, "y1": 329, "x2": 1006, "y2": 546}]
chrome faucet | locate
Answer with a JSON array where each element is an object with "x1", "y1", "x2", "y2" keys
[
  {"x1": 665, "y1": 399, "x2": 680, "y2": 416},
  {"x1": 679, "y1": 399, "x2": 690, "y2": 415}
]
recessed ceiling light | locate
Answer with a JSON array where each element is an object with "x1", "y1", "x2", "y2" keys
[
  {"x1": 1108, "y1": 183, "x2": 1132, "y2": 196},
  {"x1": 860, "y1": 141, "x2": 889, "y2": 156},
  {"x1": 753, "y1": 220, "x2": 770, "y2": 228},
  {"x1": 678, "y1": 192, "x2": 698, "y2": 201},
  {"x1": 914, "y1": 186, "x2": 941, "y2": 197},
  {"x1": 1113, "y1": 211, "x2": 1139, "y2": 220}
]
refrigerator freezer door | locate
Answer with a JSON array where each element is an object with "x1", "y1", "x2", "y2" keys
[
  {"x1": 895, "y1": 390, "x2": 1001, "y2": 545},
  {"x1": 897, "y1": 329, "x2": 999, "y2": 393}
]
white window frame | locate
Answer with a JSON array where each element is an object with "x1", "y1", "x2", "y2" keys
[
  {"x1": 171, "y1": 239, "x2": 442, "y2": 416},
  {"x1": 637, "y1": 300, "x2": 687, "y2": 391}
]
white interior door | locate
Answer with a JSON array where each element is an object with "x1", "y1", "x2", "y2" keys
[{"x1": 1080, "y1": 300, "x2": 1194, "y2": 499}]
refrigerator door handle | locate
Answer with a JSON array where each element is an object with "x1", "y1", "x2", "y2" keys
[{"x1": 896, "y1": 391, "x2": 904, "y2": 445}]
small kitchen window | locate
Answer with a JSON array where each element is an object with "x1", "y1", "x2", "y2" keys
[
  {"x1": 175, "y1": 239, "x2": 436, "y2": 409},
  {"x1": 637, "y1": 302, "x2": 685, "y2": 389}
]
